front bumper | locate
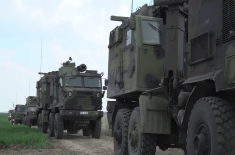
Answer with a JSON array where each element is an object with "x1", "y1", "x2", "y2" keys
[
  {"x1": 15, "y1": 118, "x2": 23, "y2": 123},
  {"x1": 60, "y1": 110, "x2": 103, "y2": 121}
]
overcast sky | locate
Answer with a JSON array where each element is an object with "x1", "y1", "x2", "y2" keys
[{"x1": 0, "y1": 0, "x2": 153, "y2": 112}]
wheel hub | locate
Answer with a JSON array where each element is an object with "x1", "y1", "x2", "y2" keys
[
  {"x1": 194, "y1": 123, "x2": 210, "y2": 154},
  {"x1": 129, "y1": 125, "x2": 139, "y2": 151},
  {"x1": 115, "y1": 128, "x2": 122, "y2": 144}
]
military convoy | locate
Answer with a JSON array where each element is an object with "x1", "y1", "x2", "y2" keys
[
  {"x1": 6, "y1": 0, "x2": 235, "y2": 154},
  {"x1": 106, "y1": 0, "x2": 235, "y2": 155},
  {"x1": 8, "y1": 58, "x2": 105, "y2": 140},
  {"x1": 34, "y1": 58, "x2": 105, "y2": 139},
  {"x1": 22, "y1": 96, "x2": 37, "y2": 128}
]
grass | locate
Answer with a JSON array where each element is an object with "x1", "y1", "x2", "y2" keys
[
  {"x1": 0, "y1": 113, "x2": 54, "y2": 149},
  {"x1": 101, "y1": 114, "x2": 111, "y2": 136}
]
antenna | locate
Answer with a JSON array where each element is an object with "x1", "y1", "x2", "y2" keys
[
  {"x1": 40, "y1": 37, "x2": 42, "y2": 78},
  {"x1": 29, "y1": 75, "x2": 31, "y2": 96},
  {"x1": 131, "y1": 0, "x2": 133, "y2": 14}
]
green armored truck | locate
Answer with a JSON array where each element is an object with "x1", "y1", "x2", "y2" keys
[
  {"x1": 36, "y1": 71, "x2": 57, "y2": 133},
  {"x1": 36, "y1": 58, "x2": 105, "y2": 139},
  {"x1": 23, "y1": 96, "x2": 37, "y2": 128},
  {"x1": 107, "y1": 1, "x2": 235, "y2": 155},
  {"x1": 14, "y1": 105, "x2": 26, "y2": 125},
  {"x1": 8, "y1": 110, "x2": 15, "y2": 124}
]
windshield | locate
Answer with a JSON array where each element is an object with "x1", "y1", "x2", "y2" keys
[
  {"x1": 142, "y1": 20, "x2": 160, "y2": 45},
  {"x1": 29, "y1": 101, "x2": 37, "y2": 106},
  {"x1": 84, "y1": 77, "x2": 101, "y2": 87},
  {"x1": 17, "y1": 106, "x2": 26, "y2": 112},
  {"x1": 11, "y1": 111, "x2": 15, "y2": 115},
  {"x1": 65, "y1": 76, "x2": 82, "y2": 87}
]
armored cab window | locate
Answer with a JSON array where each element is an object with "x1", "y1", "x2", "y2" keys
[
  {"x1": 109, "y1": 27, "x2": 118, "y2": 46},
  {"x1": 65, "y1": 76, "x2": 82, "y2": 87},
  {"x1": 84, "y1": 77, "x2": 101, "y2": 88},
  {"x1": 17, "y1": 106, "x2": 26, "y2": 112},
  {"x1": 126, "y1": 29, "x2": 132, "y2": 46},
  {"x1": 109, "y1": 27, "x2": 123, "y2": 48},
  {"x1": 142, "y1": 20, "x2": 160, "y2": 45}
]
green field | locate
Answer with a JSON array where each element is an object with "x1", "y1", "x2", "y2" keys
[{"x1": 0, "y1": 114, "x2": 53, "y2": 149}]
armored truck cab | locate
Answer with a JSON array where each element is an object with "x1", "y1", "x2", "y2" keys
[
  {"x1": 107, "y1": 4, "x2": 165, "y2": 100},
  {"x1": 23, "y1": 96, "x2": 37, "y2": 128},
  {"x1": 8, "y1": 110, "x2": 15, "y2": 124},
  {"x1": 49, "y1": 59, "x2": 105, "y2": 139},
  {"x1": 36, "y1": 71, "x2": 57, "y2": 133},
  {"x1": 14, "y1": 105, "x2": 26, "y2": 125}
]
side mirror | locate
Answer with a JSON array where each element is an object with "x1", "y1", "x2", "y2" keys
[
  {"x1": 103, "y1": 86, "x2": 107, "y2": 90},
  {"x1": 104, "y1": 79, "x2": 109, "y2": 86},
  {"x1": 101, "y1": 72, "x2": 104, "y2": 77}
]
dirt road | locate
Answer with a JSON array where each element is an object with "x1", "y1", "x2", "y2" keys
[{"x1": 1, "y1": 130, "x2": 184, "y2": 155}]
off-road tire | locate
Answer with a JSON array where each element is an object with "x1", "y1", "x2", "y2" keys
[
  {"x1": 26, "y1": 117, "x2": 31, "y2": 128},
  {"x1": 83, "y1": 128, "x2": 91, "y2": 136},
  {"x1": 186, "y1": 97, "x2": 235, "y2": 155},
  {"x1": 91, "y1": 120, "x2": 101, "y2": 139},
  {"x1": 114, "y1": 108, "x2": 132, "y2": 155},
  {"x1": 54, "y1": 113, "x2": 64, "y2": 139},
  {"x1": 42, "y1": 122, "x2": 48, "y2": 133},
  {"x1": 48, "y1": 113, "x2": 55, "y2": 137},
  {"x1": 128, "y1": 107, "x2": 157, "y2": 155},
  {"x1": 37, "y1": 113, "x2": 42, "y2": 131}
]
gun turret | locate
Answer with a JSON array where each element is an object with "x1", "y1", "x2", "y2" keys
[
  {"x1": 77, "y1": 64, "x2": 87, "y2": 72},
  {"x1": 110, "y1": 16, "x2": 128, "y2": 22}
]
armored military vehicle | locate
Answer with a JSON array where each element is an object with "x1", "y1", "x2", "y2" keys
[
  {"x1": 36, "y1": 71, "x2": 57, "y2": 133},
  {"x1": 107, "y1": 1, "x2": 235, "y2": 155},
  {"x1": 22, "y1": 96, "x2": 37, "y2": 128},
  {"x1": 36, "y1": 58, "x2": 105, "y2": 139},
  {"x1": 14, "y1": 105, "x2": 26, "y2": 125},
  {"x1": 8, "y1": 110, "x2": 15, "y2": 124}
]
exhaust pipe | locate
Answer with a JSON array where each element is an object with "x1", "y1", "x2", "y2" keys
[{"x1": 77, "y1": 64, "x2": 87, "y2": 72}]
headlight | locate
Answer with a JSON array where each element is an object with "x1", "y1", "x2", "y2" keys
[
  {"x1": 68, "y1": 91, "x2": 73, "y2": 97},
  {"x1": 96, "y1": 93, "x2": 100, "y2": 97}
]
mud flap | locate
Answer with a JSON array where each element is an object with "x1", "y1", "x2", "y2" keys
[{"x1": 139, "y1": 95, "x2": 171, "y2": 134}]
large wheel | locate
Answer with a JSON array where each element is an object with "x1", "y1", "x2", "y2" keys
[
  {"x1": 91, "y1": 120, "x2": 101, "y2": 139},
  {"x1": 48, "y1": 113, "x2": 55, "y2": 137},
  {"x1": 26, "y1": 117, "x2": 31, "y2": 128},
  {"x1": 187, "y1": 97, "x2": 235, "y2": 155},
  {"x1": 54, "y1": 113, "x2": 64, "y2": 139},
  {"x1": 83, "y1": 128, "x2": 91, "y2": 136},
  {"x1": 113, "y1": 108, "x2": 132, "y2": 155},
  {"x1": 37, "y1": 113, "x2": 42, "y2": 131},
  {"x1": 128, "y1": 107, "x2": 157, "y2": 155}
]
